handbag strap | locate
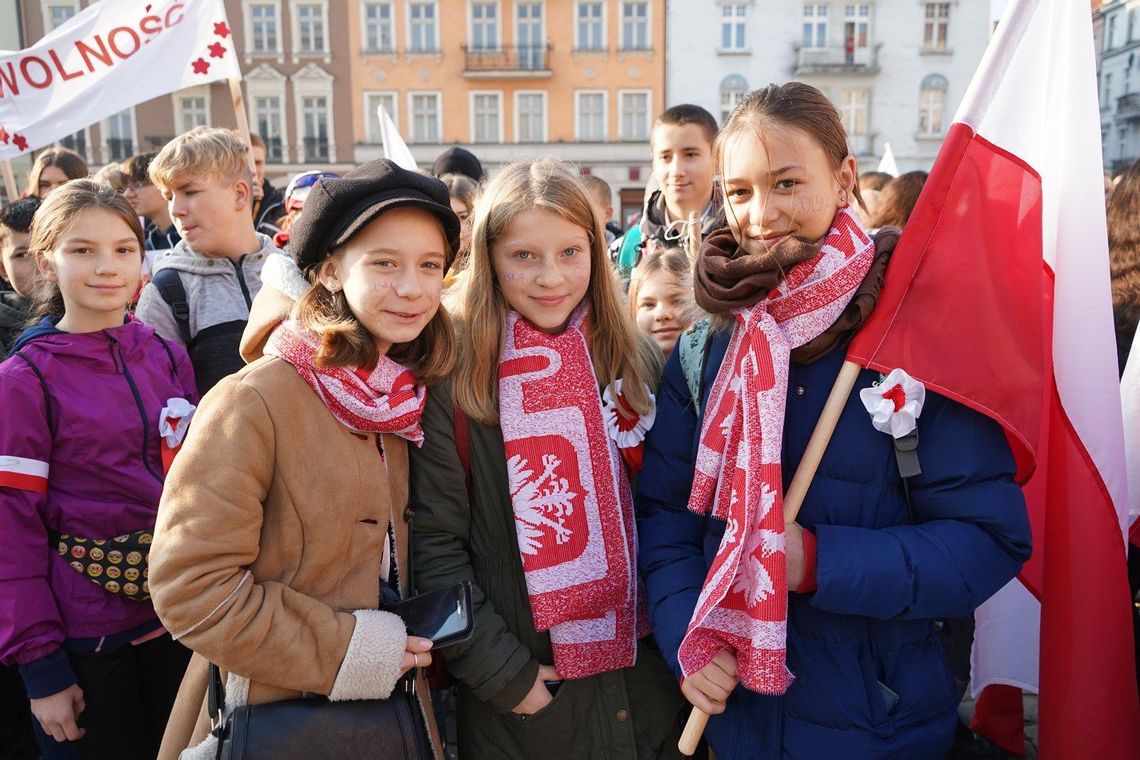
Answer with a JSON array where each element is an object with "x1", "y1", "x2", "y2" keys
[{"x1": 208, "y1": 662, "x2": 225, "y2": 737}]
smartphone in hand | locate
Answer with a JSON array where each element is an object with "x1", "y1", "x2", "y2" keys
[{"x1": 387, "y1": 581, "x2": 474, "y2": 648}]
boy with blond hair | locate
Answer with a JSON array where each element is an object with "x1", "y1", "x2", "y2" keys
[{"x1": 134, "y1": 126, "x2": 283, "y2": 395}]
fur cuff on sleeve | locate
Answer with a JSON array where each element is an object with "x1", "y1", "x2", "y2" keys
[
  {"x1": 328, "y1": 610, "x2": 408, "y2": 702},
  {"x1": 261, "y1": 252, "x2": 309, "y2": 302}
]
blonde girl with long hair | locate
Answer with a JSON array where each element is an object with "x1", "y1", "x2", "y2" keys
[{"x1": 409, "y1": 158, "x2": 687, "y2": 759}]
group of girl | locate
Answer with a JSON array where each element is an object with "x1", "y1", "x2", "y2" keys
[{"x1": 0, "y1": 81, "x2": 1029, "y2": 760}]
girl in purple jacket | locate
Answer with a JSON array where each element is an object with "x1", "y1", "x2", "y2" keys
[{"x1": 0, "y1": 180, "x2": 198, "y2": 759}]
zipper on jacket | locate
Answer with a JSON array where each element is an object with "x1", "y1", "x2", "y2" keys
[
  {"x1": 109, "y1": 334, "x2": 165, "y2": 485},
  {"x1": 232, "y1": 255, "x2": 253, "y2": 309}
]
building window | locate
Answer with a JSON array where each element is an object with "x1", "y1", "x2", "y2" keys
[
  {"x1": 471, "y1": 1, "x2": 499, "y2": 50},
  {"x1": 409, "y1": 1, "x2": 439, "y2": 52},
  {"x1": 918, "y1": 74, "x2": 947, "y2": 136},
  {"x1": 576, "y1": 2, "x2": 604, "y2": 51},
  {"x1": 719, "y1": 74, "x2": 748, "y2": 123},
  {"x1": 802, "y1": 4, "x2": 827, "y2": 49},
  {"x1": 923, "y1": 3, "x2": 950, "y2": 51},
  {"x1": 517, "y1": 2, "x2": 544, "y2": 68},
  {"x1": 1106, "y1": 14, "x2": 1117, "y2": 51},
  {"x1": 105, "y1": 109, "x2": 134, "y2": 162},
  {"x1": 576, "y1": 90, "x2": 606, "y2": 141},
  {"x1": 46, "y1": 3, "x2": 76, "y2": 29},
  {"x1": 302, "y1": 95, "x2": 330, "y2": 161},
  {"x1": 844, "y1": 4, "x2": 871, "y2": 52},
  {"x1": 254, "y1": 95, "x2": 285, "y2": 162},
  {"x1": 363, "y1": 2, "x2": 394, "y2": 52},
  {"x1": 619, "y1": 90, "x2": 650, "y2": 140},
  {"x1": 721, "y1": 4, "x2": 747, "y2": 51},
  {"x1": 178, "y1": 96, "x2": 209, "y2": 132},
  {"x1": 840, "y1": 88, "x2": 869, "y2": 136},
  {"x1": 1104, "y1": 72, "x2": 1113, "y2": 110},
  {"x1": 59, "y1": 130, "x2": 87, "y2": 162},
  {"x1": 621, "y1": 2, "x2": 649, "y2": 51},
  {"x1": 365, "y1": 92, "x2": 398, "y2": 143},
  {"x1": 297, "y1": 3, "x2": 326, "y2": 53},
  {"x1": 250, "y1": 4, "x2": 279, "y2": 53},
  {"x1": 410, "y1": 92, "x2": 441, "y2": 142},
  {"x1": 516, "y1": 92, "x2": 546, "y2": 143},
  {"x1": 1120, "y1": 126, "x2": 1128, "y2": 161},
  {"x1": 472, "y1": 91, "x2": 502, "y2": 142}
]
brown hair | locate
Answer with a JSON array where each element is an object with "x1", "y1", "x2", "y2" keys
[
  {"x1": 715, "y1": 82, "x2": 866, "y2": 213},
  {"x1": 869, "y1": 171, "x2": 928, "y2": 229},
  {"x1": 1110, "y1": 158, "x2": 1140, "y2": 372},
  {"x1": 121, "y1": 152, "x2": 158, "y2": 186},
  {"x1": 859, "y1": 170, "x2": 893, "y2": 192},
  {"x1": 292, "y1": 214, "x2": 456, "y2": 385},
  {"x1": 28, "y1": 179, "x2": 144, "y2": 322},
  {"x1": 28, "y1": 148, "x2": 88, "y2": 192},
  {"x1": 249, "y1": 133, "x2": 266, "y2": 151},
  {"x1": 455, "y1": 158, "x2": 661, "y2": 424},
  {"x1": 149, "y1": 126, "x2": 250, "y2": 191},
  {"x1": 440, "y1": 172, "x2": 477, "y2": 209},
  {"x1": 627, "y1": 246, "x2": 695, "y2": 325},
  {"x1": 654, "y1": 104, "x2": 719, "y2": 150}
]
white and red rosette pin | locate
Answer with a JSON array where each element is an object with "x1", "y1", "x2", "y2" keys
[
  {"x1": 859, "y1": 369, "x2": 925, "y2": 439},
  {"x1": 602, "y1": 379, "x2": 657, "y2": 449},
  {"x1": 158, "y1": 398, "x2": 197, "y2": 448}
]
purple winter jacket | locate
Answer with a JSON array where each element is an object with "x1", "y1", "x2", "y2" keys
[{"x1": 0, "y1": 318, "x2": 196, "y2": 697}]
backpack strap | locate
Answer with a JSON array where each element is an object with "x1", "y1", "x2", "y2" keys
[
  {"x1": 13, "y1": 351, "x2": 56, "y2": 436},
  {"x1": 677, "y1": 318, "x2": 712, "y2": 416},
  {"x1": 453, "y1": 402, "x2": 472, "y2": 494},
  {"x1": 878, "y1": 371, "x2": 921, "y2": 523},
  {"x1": 152, "y1": 334, "x2": 180, "y2": 380},
  {"x1": 150, "y1": 268, "x2": 192, "y2": 346}
]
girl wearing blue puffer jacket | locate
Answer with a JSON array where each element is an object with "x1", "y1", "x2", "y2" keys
[{"x1": 636, "y1": 82, "x2": 1031, "y2": 759}]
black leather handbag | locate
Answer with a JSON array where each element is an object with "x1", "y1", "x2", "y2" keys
[{"x1": 208, "y1": 664, "x2": 431, "y2": 760}]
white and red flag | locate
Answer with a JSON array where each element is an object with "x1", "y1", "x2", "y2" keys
[
  {"x1": 0, "y1": 0, "x2": 240, "y2": 161},
  {"x1": 846, "y1": 0, "x2": 1140, "y2": 756}
]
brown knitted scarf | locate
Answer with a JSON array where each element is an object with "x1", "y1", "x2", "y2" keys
[{"x1": 694, "y1": 225, "x2": 898, "y2": 363}]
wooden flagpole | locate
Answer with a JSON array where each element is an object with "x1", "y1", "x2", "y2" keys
[
  {"x1": 227, "y1": 78, "x2": 256, "y2": 178},
  {"x1": 678, "y1": 360, "x2": 863, "y2": 756},
  {"x1": 2, "y1": 160, "x2": 19, "y2": 202}
]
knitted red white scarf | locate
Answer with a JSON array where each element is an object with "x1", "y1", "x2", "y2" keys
[
  {"x1": 681, "y1": 207, "x2": 875, "y2": 693},
  {"x1": 498, "y1": 306, "x2": 648, "y2": 679},
  {"x1": 266, "y1": 320, "x2": 427, "y2": 445}
]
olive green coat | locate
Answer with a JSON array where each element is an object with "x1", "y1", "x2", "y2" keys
[{"x1": 409, "y1": 384, "x2": 688, "y2": 760}]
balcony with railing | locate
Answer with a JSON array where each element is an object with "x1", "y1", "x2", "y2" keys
[
  {"x1": 1117, "y1": 92, "x2": 1140, "y2": 121},
  {"x1": 794, "y1": 43, "x2": 881, "y2": 76},
  {"x1": 463, "y1": 44, "x2": 552, "y2": 77}
]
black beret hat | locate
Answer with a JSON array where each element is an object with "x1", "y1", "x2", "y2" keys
[
  {"x1": 431, "y1": 147, "x2": 484, "y2": 182},
  {"x1": 289, "y1": 159, "x2": 461, "y2": 274}
]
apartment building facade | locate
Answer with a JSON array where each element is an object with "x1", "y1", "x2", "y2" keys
[
  {"x1": 1096, "y1": 0, "x2": 1140, "y2": 173},
  {"x1": 348, "y1": 0, "x2": 666, "y2": 223},
  {"x1": 666, "y1": 0, "x2": 990, "y2": 173}
]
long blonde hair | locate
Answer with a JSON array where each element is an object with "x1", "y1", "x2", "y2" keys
[{"x1": 454, "y1": 158, "x2": 660, "y2": 424}]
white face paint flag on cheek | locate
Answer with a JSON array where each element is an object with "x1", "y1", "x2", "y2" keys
[{"x1": 0, "y1": 0, "x2": 241, "y2": 160}]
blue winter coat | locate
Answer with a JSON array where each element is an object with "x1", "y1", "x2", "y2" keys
[{"x1": 636, "y1": 328, "x2": 1032, "y2": 759}]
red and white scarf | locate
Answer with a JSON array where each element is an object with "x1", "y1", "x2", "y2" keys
[
  {"x1": 266, "y1": 319, "x2": 427, "y2": 444},
  {"x1": 498, "y1": 306, "x2": 649, "y2": 679},
  {"x1": 680, "y1": 207, "x2": 876, "y2": 693}
]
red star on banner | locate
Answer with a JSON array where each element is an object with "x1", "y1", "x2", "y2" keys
[
  {"x1": 213, "y1": 22, "x2": 230, "y2": 38},
  {"x1": 191, "y1": 58, "x2": 210, "y2": 75},
  {"x1": 0, "y1": 126, "x2": 8, "y2": 145},
  {"x1": 208, "y1": 42, "x2": 226, "y2": 59},
  {"x1": 12, "y1": 134, "x2": 27, "y2": 151}
]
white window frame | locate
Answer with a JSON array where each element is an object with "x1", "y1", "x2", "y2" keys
[
  {"x1": 719, "y1": 75, "x2": 748, "y2": 123},
  {"x1": 173, "y1": 85, "x2": 213, "y2": 134},
  {"x1": 514, "y1": 90, "x2": 547, "y2": 144},
  {"x1": 918, "y1": 74, "x2": 947, "y2": 136},
  {"x1": 57, "y1": 128, "x2": 89, "y2": 162},
  {"x1": 292, "y1": 64, "x2": 336, "y2": 161},
  {"x1": 408, "y1": 90, "x2": 443, "y2": 143},
  {"x1": 618, "y1": 88, "x2": 652, "y2": 141},
  {"x1": 574, "y1": 1, "x2": 606, "y2": 52},
  {"x1": 844, "y1": 4, "x2": 872, "y2": 49},
  {"x1": 290, "y1": 0, "x2": 330, "y2": 58},
  {"x1": 468, "y1": 0, "x2": 502, "y2": 51},
  {"x1": 469, "y1": 90, "x2": 504, "y2": 143},
  {"x1": 574, "y1": 89, "x2": 608, "y2": 141},
  {"x1": 514, "y1": 0, "x2": 546, "y2": 62},
  {"x1": 922, "y1": 2, "x2": 950, "y2": 51},
  {"x1": 361, "y1": 1, "x2": 396, "y2": 53},
  {"x1": 364, "y1": 91, "x2": 399, "y2": 144},
  {"x1": 100, "y1": 107, "x2": 138, "y2": 164},
  {"x1": 720, "y1": 3, "x2": 748, "y2": 52},
  {"x1": 244, "y1": 1, "x2": 283, "y2": 59},
  {"x1": 620, "y1": 1, "x2": 651, "y2": 51},
  {"x1": 839, "y1": 88, "x2": 869, "y2": 136},
  {"x1": 407, "y1": 0, "x2": 441, "y2": 53},
  {"x1": 246, "y1": 64, "x2": 291, "y2": 163},
  {"x1": 41, "y1": 1, "x2": 78, "y2": 30},
  {"x1": 802, "y1": 3, "x2": 827, "y2": 49}
]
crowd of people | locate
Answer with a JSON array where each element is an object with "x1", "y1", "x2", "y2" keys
[{"x1": 0, "y1": 79, "x2": 1133, "y2": 760}]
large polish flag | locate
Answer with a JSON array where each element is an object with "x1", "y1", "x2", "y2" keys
[{"x1": 846, "y1": 0, "x2": 1140, "y2": 756}]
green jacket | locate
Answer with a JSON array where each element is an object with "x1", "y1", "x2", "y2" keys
[
  {"x1": 0, "y1": 291, "x2": 31, "y2": 361},
  {"x1": 409, "y1": 384, "x2": 687, "y2": 760}
]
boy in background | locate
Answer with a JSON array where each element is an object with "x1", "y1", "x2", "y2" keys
[
  {"x1": 134, "y1": 127, "x2": 283, "y2": 395},
  {"x1": 0, "y1": 197, "x2": 40, "y2": 359},
  {"x1": 122, "y1": 152, "x2": 182, "y2": 251}
]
